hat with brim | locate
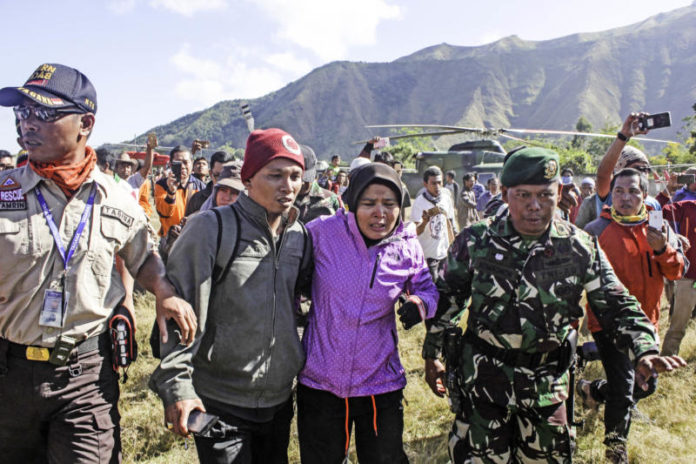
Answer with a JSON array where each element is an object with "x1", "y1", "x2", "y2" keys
[
  {"x1": 0, "y1": 63, "x2": 97, "y2": 113},
  {"x1": 115, "y1": 152, "x2": 138, "y2": 167},
  {"x1": 216, "y1": 161, "x2": 245, "y2": 192}
]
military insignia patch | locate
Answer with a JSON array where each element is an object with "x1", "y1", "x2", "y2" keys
[
  {"x1": 0, "y1": 187, "x2": 27, "y2": 210},
  {"x1": 544, "y1": 160, "x2": 558, "y2": 179},
  {"x1": 0, "y1": 176, "x2": 20, "y2": 190},
  {"x1": 101, "y1": 206, "x2": 134, "y2": 227}
]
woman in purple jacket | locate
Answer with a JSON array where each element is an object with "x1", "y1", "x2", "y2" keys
[{"x1": 297, "y1": 163, "x2": 439, "y2": 463}]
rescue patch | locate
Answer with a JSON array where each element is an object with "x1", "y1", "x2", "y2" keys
[
  {"x1": 0, "y1": 187, "x2": 27, "y2": 210},
  {"x1": 101, "y1": 206, "x2": 134, "y2": 227}
]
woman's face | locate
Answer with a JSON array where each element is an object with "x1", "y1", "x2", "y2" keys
[{"x1": 355, "y1": 183, "x2": 400, "y2": 241}]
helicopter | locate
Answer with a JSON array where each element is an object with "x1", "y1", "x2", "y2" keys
[{"x1": 357, "y1": 123, "x2": 677, "y2": 197}]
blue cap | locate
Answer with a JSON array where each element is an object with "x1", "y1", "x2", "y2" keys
[{"x1": 0, "y1": 63, "x2": 97, "y2": 113}]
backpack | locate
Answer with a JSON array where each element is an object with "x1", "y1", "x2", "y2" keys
[
  {"x1": 149, "y1": 204, "x2": 309, "y2": 358},
  {"x1": 149, "y1": 205, "x2": 241, "y2": 359}
]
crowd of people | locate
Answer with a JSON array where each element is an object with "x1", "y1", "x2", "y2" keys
[{"x1": 0, "y1": 62, "x2": 692, "y2": 464}]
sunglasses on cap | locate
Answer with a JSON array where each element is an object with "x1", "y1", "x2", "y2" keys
[{"x1": 13, "y1": 105, "x2": 85, "y2": 123}]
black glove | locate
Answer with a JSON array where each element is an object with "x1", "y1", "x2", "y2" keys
[{"x1": 397, "y1": 295, "x2": 426, "y2": 330}]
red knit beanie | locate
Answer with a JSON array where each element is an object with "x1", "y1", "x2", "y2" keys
[{"x1": 241, "y1": 128, "x2": 305, "y2": 182}]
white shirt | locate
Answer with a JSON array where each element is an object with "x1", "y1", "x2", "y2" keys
[{"x1": 410, "y1": 193, "x2": 455, "y2": 260}]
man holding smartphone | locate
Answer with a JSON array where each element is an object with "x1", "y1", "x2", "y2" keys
[
  {"x1": 153, "y1": 145, "x2": 206, "y2": 237},
  {"x1": 581, "y1": 167, "x2": 685, "y2": 462}
]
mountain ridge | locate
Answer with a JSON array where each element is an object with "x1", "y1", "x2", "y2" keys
[{"x1": 137, "y1": 4, "x2": 696, "y2": 158}]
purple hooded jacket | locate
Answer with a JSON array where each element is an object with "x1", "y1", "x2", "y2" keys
[{"x1": 299, "y1": 209, "x2": 439, "y2": 398}]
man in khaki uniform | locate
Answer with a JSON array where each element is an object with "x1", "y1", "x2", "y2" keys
[{"x1": 0, "y1": 63, "x2": 196, "y2": 463}]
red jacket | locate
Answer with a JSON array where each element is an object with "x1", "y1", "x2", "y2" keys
[
  {"x1": 662, "y1": 200, "x2": 696, "y2": 280},
  {"x1": 584, "y1": 207, "x2": 684, "y2": 332}
]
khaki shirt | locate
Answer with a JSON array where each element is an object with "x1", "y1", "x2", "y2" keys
[{"x1": 0, "y1": 165, "x2": 152, "y2": 346}]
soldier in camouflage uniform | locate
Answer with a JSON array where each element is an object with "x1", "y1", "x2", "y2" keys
[
  {"x1": 295, "y1": 144, "x2": 341, "y2": 224},
  {"x1": 422, "y1": 147, "x2": 686, "y2": 463}
]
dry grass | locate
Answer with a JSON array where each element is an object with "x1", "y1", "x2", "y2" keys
[{"x1": 122, "y1": 294, "x2": 696, "y2": 463}]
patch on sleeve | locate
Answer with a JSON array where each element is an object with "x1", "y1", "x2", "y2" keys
[
  {"x1": 0, "y1": 178, "x2": 27, "y2": 210},
  {"x1": 101, "y1": 205, "x2": 134, "y2": 227},
  {"x1": 1, "y1": 176, "x2": 21, "y2": 190}
]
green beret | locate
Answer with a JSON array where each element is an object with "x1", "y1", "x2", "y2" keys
[{"x1": 500, "y1": 147, "x2": 560, "y2": 187}]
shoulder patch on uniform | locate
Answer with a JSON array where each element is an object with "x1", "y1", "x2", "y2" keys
[
  {"x1": 102, "y1": 205, "x2": 134, "y2": 227},
  {"x1": 0, "y1": 176, "x2": 20, "y2": 190},
  {"x1": 0, "y1": 179, "x2": 27, "y2": 210}
]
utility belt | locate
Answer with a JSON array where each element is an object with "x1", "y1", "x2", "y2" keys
[
  {"x1": 0, "y1": 332, "x2": 108, "y2": 376},
  {"x1": 463, "y1": 329, "x2": 576, "y2": 372},
  {"x1": 0, "y1": 305, "x2": 137, "y2": 381}
]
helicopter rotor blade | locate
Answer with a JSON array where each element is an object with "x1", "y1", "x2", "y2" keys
[
  {"x1": 352, "y1": 129, "x2": 468, "y2": 145},
  {"x1": 498, "y1": 133, "x2": 548, "y2": 147},
  {"x1": 366, "y1": 123, "x2": 489, "y2": 133},
  {"x1": 502, "y1": 128, "x2": 678, "y2": 144}
]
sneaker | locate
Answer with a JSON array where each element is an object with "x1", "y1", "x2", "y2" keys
[
  {"x1": 605, "y1": 445, "x2": 628, "y2": 464},
  {"x1": 577, "y1": 379, "x2": 599, "y2": 410}
]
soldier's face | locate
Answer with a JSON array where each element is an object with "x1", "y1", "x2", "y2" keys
[
  {"x1": 612, "y1": 174, "x2": 645, "y2": 216},
  {"x1": 355, "y1": 183, "x2": 400, "y2": 241},
  {"x1": 503, "y1": 182, "x2": 561, "y2": 237}
]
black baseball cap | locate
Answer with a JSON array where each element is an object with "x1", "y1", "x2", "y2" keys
[{"x1": 0, "y1": 63, "x2": 97, "y2": 113}]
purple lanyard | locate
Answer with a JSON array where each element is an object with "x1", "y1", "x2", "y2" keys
[{"x1": 35, "y1": 183, "x2": 97, "y2": 271}]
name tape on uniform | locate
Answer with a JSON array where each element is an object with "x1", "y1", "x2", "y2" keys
[{"x1": 101, "y1": 206, "x2": 134, "y2": 227}]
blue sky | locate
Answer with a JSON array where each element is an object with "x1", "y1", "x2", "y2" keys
[{"x1": 0, "y1": 0, "x2": 693, "y2": 152}]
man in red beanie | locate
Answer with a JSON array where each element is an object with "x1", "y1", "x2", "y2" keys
[{"x1": 151, "y1": 128, "x2": 313, "y2": 463}]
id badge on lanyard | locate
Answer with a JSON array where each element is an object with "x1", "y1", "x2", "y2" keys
[{"x1": 36, "y1": 184, "x2": 96, "y2": 329}]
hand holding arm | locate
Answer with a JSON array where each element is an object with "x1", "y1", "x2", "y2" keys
[{"x1": 135, "y1": 252, "x2": 197, "y2": 345}]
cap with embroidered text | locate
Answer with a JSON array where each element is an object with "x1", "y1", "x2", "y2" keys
[{"x1": 0, "y1": 63, "x2": 97, "y2": 113}]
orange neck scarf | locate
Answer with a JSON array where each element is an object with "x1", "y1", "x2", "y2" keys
[{"x1": 30, "y1": 146, "x2": 97, "y2": 199}]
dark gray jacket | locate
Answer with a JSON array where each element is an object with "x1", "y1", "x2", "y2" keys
[{"x1": 149, "y1": 193, "x2": 312, "y2": 408}]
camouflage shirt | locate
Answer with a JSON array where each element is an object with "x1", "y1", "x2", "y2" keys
[
  {"x1": 296, "y1": 181, "x2": 341, "y2": 224},
  {"x1": 423, "y1": 215, "x2": 659, "y2": 406}
]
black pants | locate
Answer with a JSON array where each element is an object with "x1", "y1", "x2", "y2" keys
[
  {"x1": 0, "y1": 346, "x2": 121, "y2": 463},
  {"x1": 193, "y1": 398, "x2": 294, "y2": 464},
  {"x1": 590, "y1": 330, "x2": 656, "y2": 447},
  {"x1": 297, "y1": 384, "x2": 409, "y2": 464}
]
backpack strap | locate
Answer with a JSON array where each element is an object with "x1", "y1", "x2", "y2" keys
[{"x1": 211, "y1": 204, "x2": 242, "y2": 285}]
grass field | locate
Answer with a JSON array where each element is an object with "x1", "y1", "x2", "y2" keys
[{"x1": 121, "y1": 293, "x2": 696, "y2": 463}]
